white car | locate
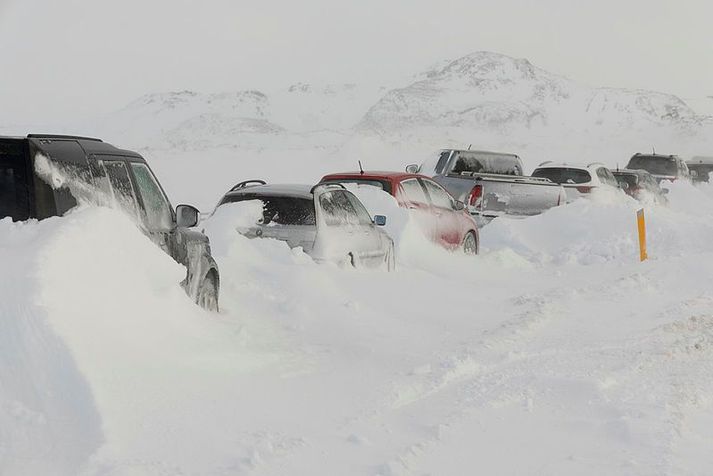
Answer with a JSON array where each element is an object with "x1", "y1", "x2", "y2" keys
[
  {"x1": 531, "y1": 162, "x2": 620, "y2": 202},
  {"x1": 212, "y1": 180, "x2": 395, "y2": 270}
]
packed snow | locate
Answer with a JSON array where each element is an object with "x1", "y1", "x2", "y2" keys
[{"x1": 3, "y1": 51, "x2": 713, "y2": 475}]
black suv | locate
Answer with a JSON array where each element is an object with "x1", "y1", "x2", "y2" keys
[
  {"x1": 0, "y1": 134, "x2": 219, "y2": 310},
  {"x1": 626, "y1": 153, "x2": 690, "y2": 182}
]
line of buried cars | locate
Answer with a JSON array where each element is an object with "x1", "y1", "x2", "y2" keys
[{"x1": 3, "y1": 134, "x2": 710, "y2": 312}]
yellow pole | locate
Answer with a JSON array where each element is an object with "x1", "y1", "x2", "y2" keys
[{"x1": 637, "y1": 208, "x2": 647, "y2": 261}]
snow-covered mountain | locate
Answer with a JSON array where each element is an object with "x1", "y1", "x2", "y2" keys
[{"x1": 360, "y1": 52, "x2": 708, "y2": 138}]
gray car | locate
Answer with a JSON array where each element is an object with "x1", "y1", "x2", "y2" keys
[{"x1": 214, "y1": 181, "x2": 395, "y2": 270}]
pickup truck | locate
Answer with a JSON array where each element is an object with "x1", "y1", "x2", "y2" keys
[{"x1": 407, "y1": 149, "x2": 566, "y2": 224}]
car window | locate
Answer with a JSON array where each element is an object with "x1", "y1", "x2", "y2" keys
[
  {"x1": 0, "y1": 141, "x2": 30, "y2": 221},
  {"x1": 626, "y1": 156, "x2": 677, "y2": 176},
  {"x1": 102, "y1": 160, "x2": 140, "y2": 218},
  {"x1": 596, "y1": 168, "x2": 618, "y2": 187},
  {"x1": 532, "y1": 167, "x2": 591, "y2": 184},
  {"x1": 319, "y1": 190, "x2": 360, "y2": 226},
  {"x1": 344, "y1": 191, "x2": 374, "y2": 225},
  {"x1": 223, "y1": 194, "x2": 316, "y2": 226},
  {"x1": 130, "y1": 162, "x2": 174, "y2": 230},
  {"x1": 400, "y1": 178, "x2": 429, "y2": 205},
  {"x1": 421, "y1": 178, "x2": 454, "y2": 209}
]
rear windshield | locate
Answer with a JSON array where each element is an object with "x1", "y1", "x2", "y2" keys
[
  {"x1": 0, "y1": 141, "x2": 30, "y2": 221},
  {"x1": 321, "y1": 179, "x2": 392, "y2": 194},
  {"x1": 613, "y1": 173, "x2": 639, "y2": 188},
  {"x1": 627, "y1": 156, "x2": 677, "y2": 176},
  {"x1": 449, "y1": 152, "x2": 522, "y2": 175},
  {"x1": 532, "y1": 167, "x2": 591, "y2": 184},
  {"x1": 221, "y1": 194, "x2": 315, "y2": 226}
]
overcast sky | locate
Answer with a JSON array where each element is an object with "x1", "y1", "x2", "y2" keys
[{"x1": 1, "y1": 0, "x2": 711, "y2": 123}]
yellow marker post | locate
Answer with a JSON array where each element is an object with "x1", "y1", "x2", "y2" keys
[{"x1": 637, "y1": 208, "x2": 647, "y2": 261}]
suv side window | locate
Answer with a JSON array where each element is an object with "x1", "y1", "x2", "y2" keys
[
  {"x1": 130, "y1": 162, "x2": 174, "y2": 230},
  {"x1": 102, "y1": 160, "x2": 140, "y2": 218},
  {"x1": 319, "y1": 190, "x2": 360, "y2": 226},
  {"x1": 400, "y1": 178, "x2": 429, "y2": 205},
  {"x1": 421, "y1": 178, "x2": 455, "y2": 209}
]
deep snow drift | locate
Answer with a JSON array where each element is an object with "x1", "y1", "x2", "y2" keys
[{"x1": 4, "y1": 179, "x2": 713, "y2": 474}]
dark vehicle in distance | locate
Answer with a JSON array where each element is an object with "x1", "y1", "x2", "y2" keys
[
  {"x1": 625, "y1": 153, "x2": 689, "y2": 183},
  {"x1": 686, "y1": 157, "x2": 713, "y2": 183},
  {"x1": 0, "y1": 134, "x2": 219, "y2": 310},
  {"x1": 612, "y1": 169, "x2": 668, "y2": 204}
]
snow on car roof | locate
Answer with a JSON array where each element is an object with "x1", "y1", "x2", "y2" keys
[{"x1": 224, "y1": 183, "x2": 315, "y2": 199}]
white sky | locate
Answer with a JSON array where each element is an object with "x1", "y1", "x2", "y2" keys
[{"x1": 1, "y1": 0, "x2": 711, "y2": 122}]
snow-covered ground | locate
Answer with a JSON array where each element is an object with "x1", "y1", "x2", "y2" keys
[{"x1": 3, "y1": 52, "x2": 713, "y2": 475}]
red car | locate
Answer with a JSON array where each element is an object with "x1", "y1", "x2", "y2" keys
[{"x1": 320, "y1": 171, "x2": 479, "y2": 254}]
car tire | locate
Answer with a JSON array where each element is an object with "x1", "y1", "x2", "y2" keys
[
  {"x1": 463, "y1": 231, "x2": 478, "y2": 256},
  {"x1": 196, "y1": 271, "x2": 219, "y2": 312}
]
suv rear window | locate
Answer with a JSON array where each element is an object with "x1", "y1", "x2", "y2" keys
[
  {"x1": 532, "y1": 167, "x2": 591, "y2": 184},
  {"x1": 222, "y1": 194, "x2": 315, "y2": 226},
  {"x1": 0, "y1": 141, "x2": 30, "y2": 221},
  {"x1": 626, "y1": 156, "x2": 677, "y2": 176}
]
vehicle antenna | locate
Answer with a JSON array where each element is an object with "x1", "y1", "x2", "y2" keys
[
  {"x1": 652, "y1": 146, "x2": 656, "y2": 154},
  {"x1": 467, "y1": 144, "x2": 472, "y2": 150},
  {"x1": 358, "y1": 160, "x2": 364, "y2": 175},
  {"x1": 616, "y1": 162, "x2": 619, "y2": 172}
]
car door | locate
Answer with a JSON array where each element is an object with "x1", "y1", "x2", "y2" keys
[
  {"x1": 344, "y1": 190, "x2": 386, "y2": 266},
  {"x1": 125, "y1": 161, "x2": 184, "y2": 263},
  {"x1": 96, "y1": 157, "x2": 142, "y2": 222},
  {"x1": 420, "y1": 178, "x2": 461, "y2": 247},
  {"x1": 397, "y1": 178, "x2": 437, "y2": 242}
]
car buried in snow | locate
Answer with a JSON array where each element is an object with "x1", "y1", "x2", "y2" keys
[
  {"x1": 0, "y1": 134, "x2": 220, "y2": 311},
  {"x1": 625, "y1": 153, "x2": 690, "y2": 183},
  {"x1": 612, "y1": 169, "x2": 668, "y2": 204},
  {"x1": 319, "y1": 171, "x2": 479, "y2": 255},
  {"x1": 686, "y1": 156, "x2": 713, "y2": 183},
  {"x1": 211, "y1": 180, "x2": 395, "y2": 270},
  {"x1": 531, "y1": 162, "x2": 620, "y2": 202},
  {"x1": 405, "y1": 149, "x2": 566, "y2": 226}
]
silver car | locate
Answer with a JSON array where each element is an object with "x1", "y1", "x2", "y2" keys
[{"x1": 214, "y1": 181, "x2": 395, "y2": 270}]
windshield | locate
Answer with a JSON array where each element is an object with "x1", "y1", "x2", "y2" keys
[
  {"x1": 626, "y1": 156, "x2": 677, "y2": 176},
  {"x1": 321, "y1": 178, "x2": 392, "y2": 194},
  {"x1": 220, "y1": 194, "x2": 315, "y2": 226},
  {"x1": 0, "y1": 141, "x2": 30, "y2": 221},
  {"x1": 613, "y1": 173, "x2": 639, "y2": 189},
  {"x1": 532, "y1": 167, "x2": 591, "y2": 184}
]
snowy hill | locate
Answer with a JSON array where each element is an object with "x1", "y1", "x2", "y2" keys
[{"x1": 357, "y1": 52, "x2": 712, "y2": 163}]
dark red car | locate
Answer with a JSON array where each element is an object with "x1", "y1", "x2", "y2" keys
[{"x1": 320, "y1": 171, "x2": 479, "y2": 254}]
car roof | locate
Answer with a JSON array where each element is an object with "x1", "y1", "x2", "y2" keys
[
  {"x1": 322, "y1": 171, "x2": 424, "y2": 181},
  {"x1": 534, "y1": 162, "x2": 602, "y2": 170},
  {"x1": 630, "y1": 153, "x2": 680, "y2": 160},
  {"x1": 443, "y1": 149, "x2": 520, "y2": 159},
  {"x1": 612, "y1": 169, "x2": 652, "y2": 176},
  {"x1": 1, "y1": 134, "x2": 144, "y2": 160},
  {"x1": 223, "y1": 183, "x2": 315, "y2": 199},
  {"x1": 688, "y1": 156, "x2": 713, "y2": 165}
]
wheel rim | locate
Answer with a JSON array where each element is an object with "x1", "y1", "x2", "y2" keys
[{"x1": 463, "y1": 233, "x2": 477, "y2": 255}]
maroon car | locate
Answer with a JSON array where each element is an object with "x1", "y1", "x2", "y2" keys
[{"x1": 320, "y1": 171, "x2": 479, "y2": 254}]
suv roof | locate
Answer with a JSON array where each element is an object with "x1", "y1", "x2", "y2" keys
[
  {"x1": 322, "y1": 171, "x2": 422, "y2": 181},
  {"x1": 688, "y1": 156, "x2": 713, "y2": 165},
  {"x1": 535, "y1": 162, "x2": 604, "y2": 170},
  {"x1": 223, "y1": 182, "x2": 346, "y2": 201}
]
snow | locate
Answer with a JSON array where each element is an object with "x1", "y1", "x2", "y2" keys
[{"x1": 4, "y1": 52, "x2": 713, "y2": 475}]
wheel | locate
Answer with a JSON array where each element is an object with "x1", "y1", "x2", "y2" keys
[
  {"x1": 384, "y1": 243, "x2": 396, "y2": 271},
  {"x1": 462, "y1": 231, "x2": 478, "y2": 255},
  {"x1": 196, "y1": 271, "x2": 219, "y2": 312}
]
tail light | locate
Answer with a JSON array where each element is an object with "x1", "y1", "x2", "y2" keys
[
  {"x1": 576, "y1": 186, "x2": 592, "y2": 193},
  {"x1": 468, "y1": 185, "x2": 483, "y2": 209}
]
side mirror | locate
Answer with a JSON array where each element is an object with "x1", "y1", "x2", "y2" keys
[
  {"x1": 176, "y1": 204, "x2": 200, "y2": 227},
  {"x1": 454, "y1": 200, "x2": 465, "y2": 211},
  {"x1": 405, "y1": 164, "x2": 419, "y2": 174},
  {"x1": 373, "y1": 215, "x2": 387, "y2": 226}
]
